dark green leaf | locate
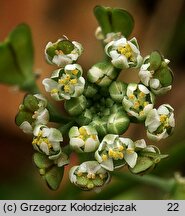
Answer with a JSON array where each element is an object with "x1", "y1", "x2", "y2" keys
[
  {"x1": 112, "y1": 8, "x2": 134, "y2": 38},
  {"x1": 94, "y1": 5, "x2": 112, "y2": 35}
]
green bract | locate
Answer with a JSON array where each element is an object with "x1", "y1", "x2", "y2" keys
[
  {"x1": 69, "y1": 126, "x2": 100, "y2": 153},
  {"x1": 15, "y1": 94, "x2": 49, "y2": 134},
  {"x1": 69, "y1": 161, "x2": 110, "y2": 190},
  {"x1": 43, "y1": 64, "x2": 85, "y2": 101},
  {"x1": 105, "y1": 37, "x2": 143, "y2": 69},
  {"x1": 145, "y1": 104, "x2": 175, "y2": 141},
  {"x1": 45, "y1": 37, "x2": 83, "y2": 67}
]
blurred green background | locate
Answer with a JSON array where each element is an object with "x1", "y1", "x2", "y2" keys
[{"x1": 0, "y1": 0, "x2": 185, "y2": 199}]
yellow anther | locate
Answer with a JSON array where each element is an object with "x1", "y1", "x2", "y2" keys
[
  {"x1": 70, "y1": 79, "x2": 77, "y2": 84},
  {"x1": 102, "y1": 154, "x2": 108, "y2": 161},
  {"x1": 91, "y1": 134, "x2": 97, "y2": 140},
  {"x1": 160, "y1": 114, "x2": 167, "y2": 123},
  {"x1": 118, "y1": 44, "x2": 133, "y2": 59},
  {"x1": 143, "y1": 101, "x2": 149, "y2": 107},
  {"x1": 118, "y1": 145, "x2": 124, "y2": 151},
  {"x1": 139, "y1": 92, "x2": 145, "y2": 98},
  {"x1": 79, "y1": 127, "x2": 87, "y2": 136},
  {"x1": 77, "y1": 172, "x2": 83, "y2": 177},
  {"x1": 65, "y1": 74, "x2": 71, "y2": 80},
  {"x1": 108, "y1": 149, "x2": 114, "y2": 157},
  {"x1": 87, "y1": 173, "x2": 94, "y2": 179},
  {"x1": 51, "y1": 88, "x2": 58, "y2": 94},
  {"x1": 64, "y1": 85, "x2": 70, "y2": 93},
  {"x1": 129, "y1": 94, "x2": 135, "y2": 100},
  {"x1": 72, "y1": 69, "x2": 79, "y2": 75},
  {"x1": 118, "y1": 152, "x2": 124, "y2": 159},
  {"x1": 134, "y1": 101, "x2": 140, "y2": 109},
  {"x1": 127, "y1": 148, "x2": 134, "y2": 154},
  {"x1": 139, "y1": 110, "x2": 144, "y2": 116},
  {"x1": 125, "y1": 52, "x2": 132, "y2": 58},
  {"x1": 58, "y1": 79, "x2": 65, "y2": 84},
  {"x1": 55, "y1": 50, "x2": 64, "y2": 55}
]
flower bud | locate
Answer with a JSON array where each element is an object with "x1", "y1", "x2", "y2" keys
[
  {"x1": 139, "y1": 51, "x2": 173, "y2": 95},
  {"x1": 75, "y1": 109, "x2": 93, "y2": 126},
  {"x1": 15, "y1": 94, "x2": 49, "y2": 134},
  {"x1": 87, "y1": 61, "x2": 119, "y2": 87},
  {"x1": 64, "y1": 95, "x2": 87, "y2": 116},
  {"x1": 69, "y1": 161, "x2": 110, "y2": 190},
  {"x1": 145, "y1": 104, "x2": 175, "y2": 141},
  {"x1": 109, "y1": 81, "x2": 127, "y2": 103},
  {"x1": 69, "y1": 126, "x2": 99, "y2": 153},
  {"x1": 107, "y1": 111, "x2": 130, "y2": 135},
  {"x1": 105, "y1": 37, "x2": 143, "y2": 69},
  {"x1": 43, "y1": 64, "x2": 85, "y2": 101},
  {"x1": 122, "y1": 83, "x2": 155, "y2": 121},
  {"x1": 45, "y1": 37, "x2": 83, "y2": 67},
  {"x1": 32, "y1": 125, "x2": 63, "y2": 157},
  {"x1": 90, "y1": 116, "x2": 108, "y2": 137},
  {"x1": 83, "y1": 82, "x2": 98, "y2": 98}
]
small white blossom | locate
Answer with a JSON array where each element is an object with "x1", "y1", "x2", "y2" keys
[
  {"x1": 69, "y1": 161, "x2": 110, "y2": 190},
  {"x1": 145, "y1": 104, "x2": 175, "y2": 141},
  {"x1": 69, "y1": 126, "x2": 100, "y2": 153},
  {"x1": 43, "y1": 64, "x2": 85, "y2": 100},
  {"x1": 122, "y1": 83, "x2": 155, "y2": 121},
  {"x1": 139, "y1": 58, "x2": 172, "y2": 95},
  {"x1": 32, "y1": 125, "x2": 63, "y2": 158},
  {"x1": 105, "y1": 37, "x2": 142, "y2": 69},
  {"x1": 95, "y1": 135, "x2": 158, "y2": 171},
  {"x1": 45, "y1": 37, "x2": 83, "y2": 67}
]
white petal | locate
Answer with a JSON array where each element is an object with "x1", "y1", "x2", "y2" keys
[
  {"x1": 70, "y1": 137, "x2": 84, "y2": 148},
  {"x1": 84, "y1": 138, "x2": 98, "y2": 152},
  {"x1": 145, "y1": 109, "x2": 161, "y2": 132},
  {"x1": 134, "y1": 139, "x2": 146, "y2": 149},
  {"x1": 124, "y1": 152, "x2": 137, "y2": 168},
  {"x1": 19, "y1": 121, "x2": 33, "y2": 134},
  {"x1": 42, "y1": 78, "x2": 58, "y2": 92},
  {"x1": 138, "y1": 84, "x2": 150, "y2": 94},
  {"x1": 111, "y1": 55, "x2": 129, "y2": 69},
  {"x1": 69, "y1": 126, "x2": 80, "y2": 137},
  {"x1": 101, "y1": 158, "x2": 114, "y2": 171},
  {"x1": 158, "y1": 105, "x2": 170, "y2": 115},
  {"x1": 40, "y1": 142, "x2": 49, "y2": 155},
  {"x1": 150, "y1": 78, "x2": 160, "y2": 89},
  {"x1": 139, "y1": 69, "x2": 151, "y2": 86}
]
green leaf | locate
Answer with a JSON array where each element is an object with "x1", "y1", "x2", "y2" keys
[
  {"x1": 44, "y1": 166, "x2": 64, "y2": 190},
  {"x1": 94, "y1": 6, "x2": 134, "y2": 38},
  {"x1": 94, "y1": 6, "x2": 112, "y2": 35},
  {"x1": 149, "y1": 51, "x2": 162, "y2": 71},
  {"x1": 0, "y1": 24, "x2": 35, "y2": 89},
  {"x1": 111, "y1": 8, "x2": 134, "y2": 38}
]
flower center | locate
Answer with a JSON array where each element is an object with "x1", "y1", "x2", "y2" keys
[
  {"x1": 32, "y1": 131, "x2": 52, "y2": 149},
  {"x1": 78, "y1": 127, "x2": 97, "y2": 142},
  {"x1": 160, "y1": 114, "x2": 169, "y2": 127},
  {"x1": 117, "y1": 44, "x2": 134, "y2": 61}
]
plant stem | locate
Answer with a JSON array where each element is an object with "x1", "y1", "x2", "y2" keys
[{"x1": 112, "y1": 172, "x2": 176, "y2": 193}]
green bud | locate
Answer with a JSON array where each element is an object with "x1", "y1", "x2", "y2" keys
[
  {"x1": 15, "y1": 110, "x2": 33, "y2": 126},
  {"x1": 75, "y1": 109, "x2": 93, "y2": 126},
  {"x1": 107, "y1": 111, "x2": 130, "y2": 135},
  {"x1": 109, "y1": 81, "x2": 127, "y2": 103},
  {"x1": 154, "y1": 67, "x2": 173, "y2": 87},
  {"x1": 105, "y1": 98, "x2": 114, "y2": 107},
  {"x1": 87, "y1": 61, "x2": 119, "y2": 87},
  {"x1": 110, "y1": 104, "x2": 124, "y2": 113},
  {"x1": 83, "y1": 82, "x2": 98, "y2": 98},
  {"x1": 64, "y1": 95, "x2": 87, "y2": 116},
  {"x1": 57, "y1": 40, "x2": 74, "y2": 54},
  {"x1": 90, "y1": 116, "x2": 108, "y2": 137}
]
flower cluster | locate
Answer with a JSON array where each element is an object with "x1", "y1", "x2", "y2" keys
[{"x1": 16, "y1": 6, "x2": 175, "y2": 191}]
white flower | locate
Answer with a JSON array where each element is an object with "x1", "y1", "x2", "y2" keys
[
  {"x1": 105, "y1": 37, "x2": 143, "y2": 69},
  {"x1": 145, "y1": 104, "x2": 175, "y2": 141},
  {"x1": 69, "y1": 161, "x2": 110, "y2": 190},
  {"x1": 95, "y1": 134, "x2": 141, "y2": 171},
  {"x1": 16, "y1": 94, "x2": 49, "y2": 134},
  {"x1": 139, "y1": 58, "x2": 172, "y2": 95},
  {"x1": 43, "y1": 64, "x2": 85, "y2": 100},
  {"x1": 69, "y1": 126, "x2": 100, "y2": 153},
  {"x1": 32, "y1": 125, "x2": 63, "y2": 158},
  {"x1": 122, "y1": 83, "x2": 155, "y2": 121},
  {"x1": 45, "y1": 37, "x2": 83, "y2": 67}
]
